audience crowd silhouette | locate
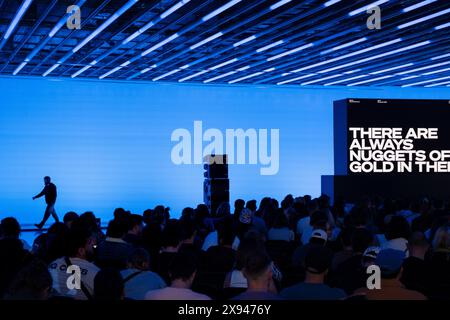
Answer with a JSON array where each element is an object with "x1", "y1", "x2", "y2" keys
[{"x1": 0, "y1": 194, "x2": 449, "y2": 300}]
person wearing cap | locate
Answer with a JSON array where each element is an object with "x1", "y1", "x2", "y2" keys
[
  {"x1": 361, "y1": 246, "x2": 381, "y2": 268},
  {"x1": 363, "y1": 249, "x2": 427, "y2": 300},
  {"x1": 328, "y1": 228, "x2": 374, "y2": 295},
  {"x1": 347, "y1": 246, "x2": 381, "y2": 299},
  {"x1": 234, "y1": 208, "x2": 257, "y2": 241},
  {"x1": 296, "y1": 200, "x2": 319, "y2": 245},
  {"x1": 292, "y1": 225, "x2": 329, "y2": 268},
  {"x1": 280, "y1": 246, "x2": 346, "y2": 300}
]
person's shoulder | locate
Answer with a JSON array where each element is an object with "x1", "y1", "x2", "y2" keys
[
  {"x1": 191, "y1": 291, "x2": 212, "y2": 300},
  {"x1": 299, "y1": 216, "x2": 310, "y2": 223},
  {"x1": 204, "y1": 231, "x2": 217, "y2": 240},
  {"x1": 280, "y1": 283, "x2": 302, "y2": 296},
  {"x1": 328, "y1": 286, "x2": 347, "y2": 298},
  {"x1": 120, "y1": 269, "x2": 135, "y2": 277},
  {"x1": 144, "y1": 271, "x2": 166, "y2": 283},
  {"x1": 144, "y1": 287, "x2": 166, "y2": 300},
  {"x1": 119, "y1": 241, "x2": 134, "y2": 250},
  {"x1": 403, "y1": 288, "x2": 427, "y2": 300},
  {"x1": 96, "y1": 240, "x2": 107, "y2": 249}
]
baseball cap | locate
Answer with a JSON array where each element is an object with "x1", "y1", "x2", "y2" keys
[
  {"x1": 363, "y1": 246, "x2": 381, "y2": 260},
  {"x1": 239, "y1": 208, "x2": 253, "y2": 225},
  {"x1": 311, "y1": 229, "x2": 328, "y2": 242},
  {"x1": 375, "y1": 249, "x2": 406, "y2": 276}
]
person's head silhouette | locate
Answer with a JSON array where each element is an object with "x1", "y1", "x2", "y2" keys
[{"x1": 44, "y1": 176, "x2": 51, "y2": 185}]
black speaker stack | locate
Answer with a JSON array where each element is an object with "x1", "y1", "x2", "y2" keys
[{"x1": 203, "y1": 154, "x2": 229, "y2": 216}]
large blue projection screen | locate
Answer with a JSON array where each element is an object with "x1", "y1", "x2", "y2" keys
[{"x1": 0, "y1": 78, "x2": 449, "y2": 224}]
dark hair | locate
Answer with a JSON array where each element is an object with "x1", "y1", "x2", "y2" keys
[
  {"x1": 94, "y1": 268, "x2": 124, "y2": 301},
  {"x1": 271, "y1": 198, "x2": 279, "y2": 209},
  {"x1": 127, "y1": 248, "x2": 151, "y2": 269},
  {"x1": 161, "y1": 219, "x2": 182, "y2": 248},
  {"x1": 318, "y1": 194, "x2": 331, "y2": 210},
  {"x1": 106, "y1": 218, "x2": 128, "y2": 238},
  {"x1": 348, "y1": 206, "x2": 370, "y2": 227},
  {"x1": 235, "y1": 237, "x2": 265, "y2": 270},
  {"x1": 310, "y1": 210, "x2": 328, "y2": 227},
  {"x1": 63, "y1": 212, "x2": 79, "y2": 225},
  {"x1": 113, "y1": 208, "x2": 127, "y2": 220},
  {"x1": 168, "y1": 252, "x2": 196, "y2": 282},
  {"x1": 408, "y1": 231, "x2": 429, "y2": 248},
  {"x1": 281, "y1": 194, "x2": 294, "y2": 210},
  {"x1": 272, "y1": 210, "x2": 289, "y2": 229},
  {"x1": 243, "y1": 229, "x2": 266, "y2": 244},
  {"x1": 66, "y1": 221, "x2": 92, "y2": 257},
  {"x1": 194, "y1": 204, "x2": 210, "y2": 224},
  {"x1": 0, "y1": 217, "x2": 20, "y2": 238},
  {"x1": 351, "y1": 228, "x2": 374, "y2": 254},
  {"x1": 46, "y1": 222, "x2": 70, "y2": 262},
  {"x1": 143, "y1": 209, "x2": 153, "y2": 225},
  {"x1": 79, "y1": 211, "x2": 99, "y2": 233},
  {"x1": 234, "y1": 199, "x2": 245, "y2": 210},
  {"x1": 181, "y1": 207, "x2": 194, "y2": 220},
  {"x1": 243, "y1": 249, "x2": 271, "y2": 280},
  {"x1": 154, "y1": 205, "x2": 170, "y2": 224},
  {"x1": 44, "y1": 176, "x2": 51, "y2": 182},
  {"x1": 256, "y1": 197, "x2": 272, "y2": 217},
  {"x1": 246, "y1": 200, "x2": 257, "y2": 212},
  {"x1": 307, "y1": 199, "x2": 319, "y2": 213},
  {"x1": 127, "y1": 214, "x2": 143, "y2": 232},
  {"x1": 339, "y1": 226, "x2": 355, "y2": 247},
  {"x1": 5, "y1": 259, "x2": 52, "y2": 300},
  {"x1": 386, "y1": 216, "x2": 411, "y2": 240}
]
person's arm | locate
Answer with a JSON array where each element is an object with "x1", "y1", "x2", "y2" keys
[{"x1": 33, "y1": 187, "x2": 46, "y2": 200}]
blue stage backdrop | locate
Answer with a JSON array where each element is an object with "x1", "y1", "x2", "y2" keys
[{"x1": 0, "y1": 77, "x2": 449, "y2": 224}]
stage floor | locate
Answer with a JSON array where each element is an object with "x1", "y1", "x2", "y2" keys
[{"x1": 19, "y1": 223, "x2": 108, "y2": 250}]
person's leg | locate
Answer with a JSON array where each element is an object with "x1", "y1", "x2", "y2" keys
[
  {"x1": 36, "y1": 204, "x2": 52, "y2": 229},
  {"x1": 50, "y1": 204, "x2": 59, "y2": 223}
]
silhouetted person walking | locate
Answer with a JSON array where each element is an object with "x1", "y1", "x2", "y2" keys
[{"x1": 33, "y1": 176, "x2": 59, "y2": 229}]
